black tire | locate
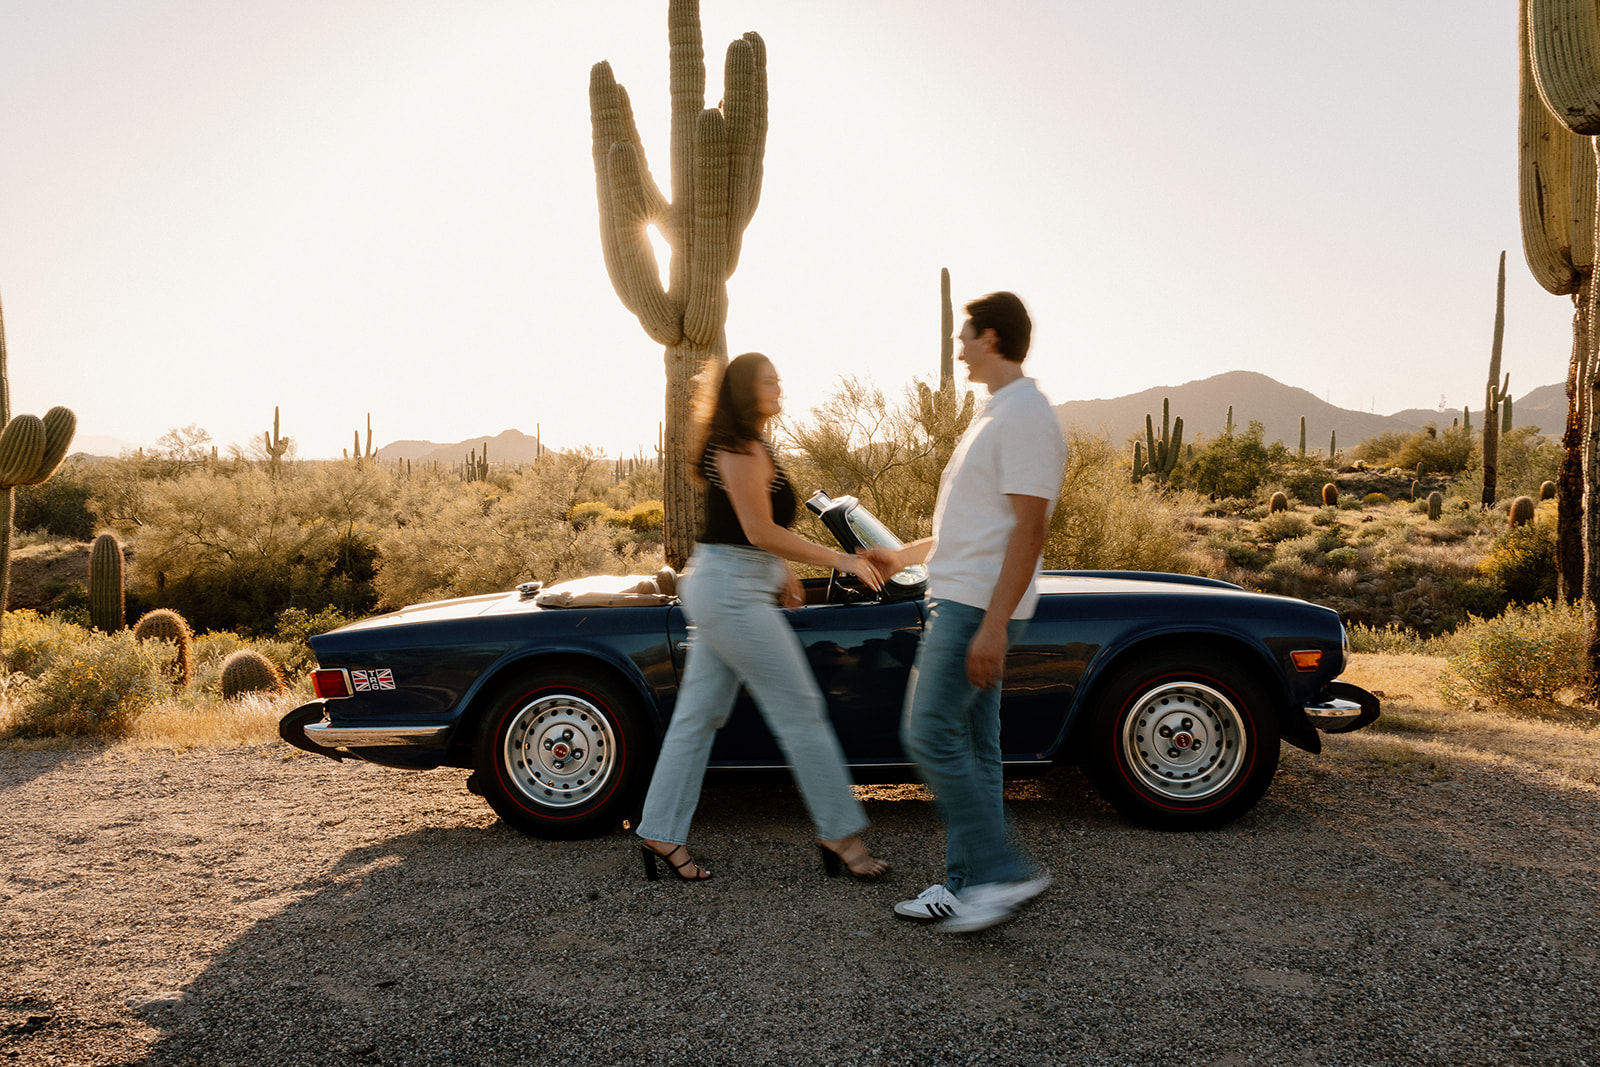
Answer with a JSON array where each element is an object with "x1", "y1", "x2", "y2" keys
[
  {"x1": 1085, "y1": 654, "x2": 1280, "y2": 831},
  {"x1": 472, "y1": 670, "x2": 653, "y2": 840}
]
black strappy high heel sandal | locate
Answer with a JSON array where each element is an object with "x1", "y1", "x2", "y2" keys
[{"x1": 640, "y1": 841, "x2": 712, "y2": 882}]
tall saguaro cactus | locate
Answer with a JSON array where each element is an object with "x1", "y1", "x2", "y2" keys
[
  {"x1": 915, "y1": 268, "x2": 975, "y2": 475},
  {"x1": 1525, "y1": 0, "x2": 1600, "y2": 693},
  {"x1": 1482, "y1": 252, "x2": 1510, "y2": 508},
  {"x1": 0, "y1": 292, "x2": 78, "y2": 661},
  {"x1": 589, "y1": 0, "x2": 768, "y2": 567},
  {"x1": 1520, "y1": 0, "x2": 1594, "y2": 605}
]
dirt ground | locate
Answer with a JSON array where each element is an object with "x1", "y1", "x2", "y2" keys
[{"x1": 3, "y1": 701, "x2": 1598, "y2": 1067}]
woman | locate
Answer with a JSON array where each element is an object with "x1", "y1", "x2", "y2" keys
[{"x1": 635, "y1": 352, "x2": 889, "y2": 882}]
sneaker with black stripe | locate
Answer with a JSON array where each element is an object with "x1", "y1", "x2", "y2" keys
[{"x1": 893, "y1": 883, "x2": 963, "y2": 922}]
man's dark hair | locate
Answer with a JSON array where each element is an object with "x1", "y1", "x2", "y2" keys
[{"x1": 965, "y1": 291, "x2": 1032, "y2": 362}]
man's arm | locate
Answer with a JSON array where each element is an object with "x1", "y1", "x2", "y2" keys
[{"x1": 966, "y1": 494, "x2": 1051, "y2": 689}]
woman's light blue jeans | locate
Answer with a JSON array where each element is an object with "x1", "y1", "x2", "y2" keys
[
  {"x1": 901, "y1": 598, "x2": 1032, "y2": 893},
  {"x1": 636, "y1": 543, "x2": 869, "y2": 845}
]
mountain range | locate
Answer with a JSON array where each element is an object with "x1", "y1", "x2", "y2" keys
[{"x1": 1054, "y1": 370, "x2": 1566, "y2": 449}]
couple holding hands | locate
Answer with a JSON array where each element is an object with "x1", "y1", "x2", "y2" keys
[{"x1": 635, "y1": 291, "x2": 1067, "y2": 934}]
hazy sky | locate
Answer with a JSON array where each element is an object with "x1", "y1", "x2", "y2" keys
[{"x1": 0, "y1": 0, "x2": 1575, "y2": 459}]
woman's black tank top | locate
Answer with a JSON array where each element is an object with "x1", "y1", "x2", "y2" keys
[{"x1": 700, "y1": 440, "x2": 797, "y2": 545}]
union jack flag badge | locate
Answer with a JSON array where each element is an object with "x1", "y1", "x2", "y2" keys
[{"x1": 351, "y1": 669, "x2": 395, "y2": 692}]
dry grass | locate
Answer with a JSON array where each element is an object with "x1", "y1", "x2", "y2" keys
[
  {"x1": 1339, "y1": 652, "x2": 1600, "y2": 791},
  {"x1": 0, "y1": 688, "x2": 301, "y2": 750}
]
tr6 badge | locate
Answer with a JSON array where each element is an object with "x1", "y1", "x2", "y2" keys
[{"x1": 351, "y1": 669, "x2": 395, "y2": 692}]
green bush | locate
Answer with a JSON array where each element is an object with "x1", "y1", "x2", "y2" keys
[
  {"x1": 1394, "y1": 423, "x2": 1476, "y2": 477},
  {"x1": 15, "y1": 462, "x2": 94, "y2": 539},
  {"x1": 1255, "y1": 511, "x2": 1312, "y2": 543},
  {"x1": 1441, "y1": 600, "x2": 1585, "y2": 704},
  {"x1": 9, "y1": 628, "x2": 169, "y2": 738},
  {"x1": 1043, "y1": 433, "x2": 1198, "y2": 572},
  {"x1": 1173, "y1": 421, "x2": 1288, "y2": 499},
  {"x1": 1325, "y1": 546, "x2": 1360, "y2": 570},
  {"x1": 1477, "y1": 512, "x2": 1557, "y2": 605},
  {"x1": 1363, "y1": 492, "x2": 1390, "y2": 506}
]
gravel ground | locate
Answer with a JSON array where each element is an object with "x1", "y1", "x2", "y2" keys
[{"x1": 2, "y1": 727, "x2": 1597, "y2": 1067}]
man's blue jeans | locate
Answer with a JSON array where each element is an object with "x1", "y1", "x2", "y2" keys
[{"x1": 901, "y1": 598, "x2": 1032, "y2": 893}]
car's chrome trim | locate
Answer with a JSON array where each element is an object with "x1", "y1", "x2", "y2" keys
[
  {"x1": 1303, "y1": 697, "x2": 1363, "y2": 729},
  {"x1": 303, "y1": 722, "x2": 452, "y2": 746}
]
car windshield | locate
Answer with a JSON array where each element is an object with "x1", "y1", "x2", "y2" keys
[{"x1": 843, "y1": 504, "x2": 904, "y2": 550}]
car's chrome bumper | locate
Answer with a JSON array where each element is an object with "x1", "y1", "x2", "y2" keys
[
  {"x1": 303, "y1": 721, "x2": 452, "y2": 746},
  {"x1": 1304, "y1": 681, "x2": 1380, "y2": 733}
]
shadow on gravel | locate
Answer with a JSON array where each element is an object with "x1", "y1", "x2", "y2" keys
[
  {"x1": 138, "y1": 762, "x2": 1599, "y2": 1067},
  {"x1": 0, "y1": 741, "x2": 116, "y2": 791}
]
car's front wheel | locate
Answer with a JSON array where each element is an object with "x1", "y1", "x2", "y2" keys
[
  {"x1": 1085, "y1": 654, "x2": 1280, "y2": 831},
  {"x1": 473, "y1": 670, "x2": 652, "y2": 840}
]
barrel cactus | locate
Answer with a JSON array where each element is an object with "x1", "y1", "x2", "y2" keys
[
  {"x1": 1427, "y1": 491, "x2": 1443, "y2": 521},
  {"x1": 133, "y1": 608, "x2": 193, "y2": 686},
  {"x1": 1540, "y1": 479, "x2": 1557, "y2": 501},
  {"x1": 1320, "y1": 483, "x2": 1338, "y2": 507},
  {"x1": 220, "y1": 649, "x2": 287, "y2": 700},
  {"x1": 1269, "y1": 491, "x2": 1289, "y2": 514},
  {"x1": 1508, "y1": 495, "x2": 1537, "y2": 528},
  {"x1": 88, "y1": 532, "x2": 125, "y2": 632}
]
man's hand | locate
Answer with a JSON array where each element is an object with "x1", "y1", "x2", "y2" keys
[
  {"x1": 966, "y1": 618, "x2": 1009, "y2": 689},
  {"x1": 861, "y1": 546, "x2": 903, "y2": 575}
]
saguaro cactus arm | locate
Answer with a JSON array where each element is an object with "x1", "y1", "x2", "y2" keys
[
  {"x1": 722, "y1": 33, "x2": 768, "y2": 275},
  {"x1": 1521, "y1": 1, "x2": 1584, "y2": 294},
  {"x1": 1528, "y1": 0, "x2": 1600, "y2": 135},
  {"x1": 684, "y1": 108, "x2": 730, "y2": 346}
]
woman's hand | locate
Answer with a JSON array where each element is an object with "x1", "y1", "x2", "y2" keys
[
  {"x1": 861, "y1": 546, "x2": 902, "y2": 577},
  {"x1": 837, "y1": 550, "x2": 885, "y2": 591},
  {"x1": 780, "y1": 564, "x2": 804, "y2": 609}
]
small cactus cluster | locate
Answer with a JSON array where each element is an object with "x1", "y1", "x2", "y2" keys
[
  {"x1": 1133, "y1": 398, "x2": 1183, "y2": 484},
  {"x1": 88, "y1": 532, "x2": 125, "y2": 632},
  {"x1": 220, "y1": 649, "x2": 287, "y2": 700},
  {"x1": 133, "y1": 608, "x2": 193, "y2": 686}
]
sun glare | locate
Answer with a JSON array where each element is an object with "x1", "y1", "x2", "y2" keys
[{"x1": 646, "y1": 223, "x2": 672, "y2": 290}]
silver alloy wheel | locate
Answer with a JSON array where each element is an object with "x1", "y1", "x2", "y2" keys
[
  {"x1": 1120, "y1": 680, "x2": 1247, "y2": 801},
  {"x1": 500, "y1": 693, "x2": 617, "y2": 808}
]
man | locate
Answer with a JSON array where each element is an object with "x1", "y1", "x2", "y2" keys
[{"x1": 865, "y1": 291, "x2": 1067, "y2": 933}]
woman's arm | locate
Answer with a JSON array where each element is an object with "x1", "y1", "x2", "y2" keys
[{"x1": 718, "y1": 445, "x2": 884, "y2": 590}]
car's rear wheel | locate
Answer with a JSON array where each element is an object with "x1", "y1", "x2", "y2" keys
[
  {"x1": 1085, "y1": 654, "x2": 1280, "y2": 831},
  {"x1": 473, "y1": 670, "x2": 652, "y2": 840}
]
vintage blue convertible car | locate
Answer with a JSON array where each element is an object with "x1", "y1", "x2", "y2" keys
[{"x1": 280, "y1": 493, "x2": 1378, "y2": 839}]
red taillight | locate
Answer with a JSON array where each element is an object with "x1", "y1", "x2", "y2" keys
[
  {"x1": 1290, "y1": 650, "x2": 1324, "y2": 672},
  {"x1": 312, "y1": 668, "x2": 353, "y2": 699}
]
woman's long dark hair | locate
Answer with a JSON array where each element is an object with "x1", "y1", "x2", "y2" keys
[{"x1": 692, "y1": 352, "x2": 771, "y2": 481}]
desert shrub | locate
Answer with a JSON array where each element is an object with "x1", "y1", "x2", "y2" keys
[
  {"x1": 8, "y1": 629, "x2": 168, "y2": 738},
  {"x1": 1440, "y1": 600, "x2": 1584, "y2": 704},
  {"x1": 1325, "y1": 546, "x2": 1360, "y2": 570},
  {"x1": 1348, "y1": 620, "x2": 1429, "y2": 654},
  {"x1": 14, "y1": 462, "x2": 94, "y2": 539},
  {"x1": 1476, "y1": 509, "x2": 1557, "y2": 605},
  {"x1": 127, "y1": 462, "x2": 387, "y2": 633},
  {"x1": 374, "y1": 452, "x2": 648, "y2": 608},
  {"x1": 1311, "y1": 506, "x2": 1338, "y2": 526},
  {"x1": 1351, "y1": 430, "x2": 1408, "y2": 467},
  {"x1": 1255, "y1": 511, "x2": 1311, "y2": 543},
  {"x1": 782, "y1": 375, "x2": 951, "y2": 541},
  {"x1": 1273, "y1": 534, "x2": 1325, "y2": 567},
  {"x1": 567, "y1": 500, "x2": 611, "y2": 526},
  {"x1": 616, "y1": 499, "x2": 665, "y2": 532},
  {"x1": 1394, "y1": 423, "x2": 1476, "y2": 476},
  {"x1": 272, "y1": 607, "x2": 350, "y2": 675},
  {"x1": 1175, "y1": 422, "x2": 1288, "y2": 499},
  {"x1": 1044, "y1": 432, "x2": 1197, "y2": 572},
  {"x1": 1363, "y1": 492, "x2": 1390, "y2": 506},
  {"x1": 1, "y1": 609, "x2": 81, "y2": 676}
]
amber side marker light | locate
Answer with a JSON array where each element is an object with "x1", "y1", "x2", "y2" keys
[
  {"x1": 311, "y1": 668, "x2": 353, "y2": 699},
  {"x1": 1290, "y1": 650, "x2": 1324, "y2": 672}
]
